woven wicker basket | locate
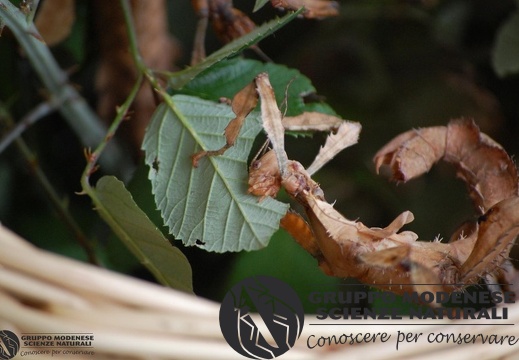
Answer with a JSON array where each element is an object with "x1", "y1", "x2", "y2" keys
[{"x1": 1, "y1": 225, "x2": 517, "y2": 359}]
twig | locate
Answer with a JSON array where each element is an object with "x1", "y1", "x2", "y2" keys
[
  {"x1": 79, "y1": 73, "x2": 143, "y2": 209},
  {"x1": 119, "y1": 0, "x2": 180, "y2": 116},
  {"x1": 0, "y1": 104, "x2": 99, "y2": 265},
  {"x1": 119, "y1": 0, "x2": 165, "y2": 92},
  {"x1": 17, "y1": 139, "x2": 100, "y2": 265},
  {"x1": 0, "y1": 98, "x2": 61, "y2": 154},
  {"x1": 24, "y1": 0, "x2": 40, "y2": 24},
  {"x1": 0, "y1": 0, "x2": 132, "y2": 177}
]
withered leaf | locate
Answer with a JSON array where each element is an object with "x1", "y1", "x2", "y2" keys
[
  {"x1": 374, "y1": 119, "x2": 518, "y2": 212},
  {"x1": 225, "y1": 81, "x2": 258, "y2": 146},
  {"x1": 192, "y1": 82, "x2": 258, "y2": 166},
  {"x1": 306, "y1": 120, "x2": 361, "y2": 175},
  {"x1": 256, "y1": 73, "x2": 288, "y2": 175},
  {"x1": 282, "y1": 112, "x2": 343, "y2": 132},
  {"x1": 460, "y1": 196, "x2": 519, "y2": 282},
  {"x1": 95, "y1": 0, "x2": 179, "y2": 157},
  {"x1": 374, "y1": 126, "x2": 447, "y2": 182},
  {"x1": 410, "y1": 262, "x2": 445, "y2": 298},
  {"x1": 358, "y1": 211, "x2": 415, "y2": 239},
  {"x1": 191, "y1": 0, "x2": 270, "y2": 64},
  {"x1": 271, "y1": 0, "x2": 339, "y2": 19},
  {"x1": 358, "y1": 245, "x2": 411, "y2": 268},
  {"x1": 248, "y1": 149, "x2": 282, "y2": 199},
  {"x1": 280, "y1": 211, "x2": 320, "y2": 257},
  {"x1": 34, "y1": 0, "x2": 75, "y2": 46},
  {"x1": 249, "y1": 111, "x2": 519, "y2": 300},
  {"x1": 209, "y1": 1, "x2": 256, "y2": 44}
]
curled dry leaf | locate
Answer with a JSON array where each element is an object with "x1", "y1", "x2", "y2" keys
[
  {"x1": 306, "y1": 120, "x2": 361, "y2": 175},
  {"x1": 192, "y1": 82, "x2": 258, "y2": 166},
  {"x1": 280, "y1": 211, "x2": 321, "y2": 258},
  {"x1": 460, "y1": 196, "x2": 519, "y2": 282},
  {"x1": 374, "y1": 118, "x2": 518, "y2": 213},
  {"x1": 94, "y1": 0, "x2": 180, "y2": 157},
  {"x1": 190, "y1": 0, "x2": 270, "y2": 65},
  {"x1": 283, "y1": 112, "x2": 343, "y2": 132},
  {"x1": 248, "y1": 150, "x2": 282, "y2": 200},
  {"x1": 256, "y1": 72, "x2": 288, "y2": 175},
  {"x1": 248, "y1": 112, "x2": 359, "y2": 197},
  {"x1": 209, "y1": 0, "x2": 257, "y2": 44},
  {"x1": 297, "y1": 183, "x2": 519, "y2": 294},
  {"x1": 249, "y1": 85, "x2": 519, "y2": 297},
  {"x1": 34, "y1": 0, "x2": 75, "y2": 46},
  {"x1": 271, "y1": 0, "x2": 339, "y2": 19}
]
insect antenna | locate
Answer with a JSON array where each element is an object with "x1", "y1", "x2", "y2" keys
[{"x1": 250, "y1": 139, "x2": 271, "y2": 164}]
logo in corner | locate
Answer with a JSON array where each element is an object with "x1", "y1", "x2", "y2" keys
[
  {"x1": 0, "y1": 330, "x2": 19, "y2": 360},
  {"x1": 219, "y1": 276, "x2": 304, "y2": 359}
]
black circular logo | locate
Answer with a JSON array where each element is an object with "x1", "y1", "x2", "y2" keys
[
  {"x1": 0, "y1": 330, "x2": 19, "y2": 360},
  {"x1": 219, "y1": 276, "x2": 304, "y2": 359}
]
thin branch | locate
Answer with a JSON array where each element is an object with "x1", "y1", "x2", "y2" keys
[
  {"x1": 0, "y1": 0, "x2": 132, "y2": 177},
  {"x1": 0, "y1": 98, "x2": 61, "y2": 154},
  {"x1": 119, "y1": 0, "x2": 163, "y2": 90},
  {"x1": 16, "y1": 139, "x2": 100, "y2": 265},
  {"x1": 25, "y1": 0, "x2": 40, "y2": 24},
  {"x1": 78, "y1": 73, "x2": 143, "y2": 266},
  {"x1": 119, "y1": 0, "x2": 182, "y2": 118},
  {"x1": 80, "y1": 73, "x2": 144, "y2": 196},
  {"x1": 0, "y1": 104, "x2": 99, "y2": 265}
]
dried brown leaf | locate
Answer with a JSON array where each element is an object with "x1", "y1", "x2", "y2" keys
[
  {"x1": 306, "y1": 120, "x2": 361, "y2": 175},
  {"x1": 444, "y1": 120, "x2": 518, "y2": 212},
  {"x1": 248, "y1": 150, "x2": 282, "y2": 199},
  {"x1": 94, "y1": 0, "x2": 180, "y2": 158},
  {"x1": 191, "y1": 0, "x2": 270, "y2": 64},
  {"x1": 410, "y1": 262, "x2": 446, "y2": 297},
  {"x1": 247, "y1": 81, "x2": 518, "y2": 298},
  {"x1": 374, "y1": 126, "x2": 447, "y2": 182},
  {"x1": 34, "y1": 0, "x2": 75, "y2": 46},
  {"x1": 282, "y1": 112, "x2": 343, "y2": 132},
  {"x1": 224, "y1": 82, "x2": 258, "y2": 147},
  {"x1": 374, "y1": 119, "x2": 518, "y2": 212},
  {"x1": 358, "y1": 245, "x2": 410, "y2": 268},
  {"x1": 280, "y1": 212, "x2": 321, "y2": 257},
  {"x1": 256, "y1": 73, "x2": 288, "y2": 174},
  {"x1": 209, "y1": 0, "x2": 256, "y2": 44},
  {"x1": 192, "y1": 82, "x2": 258, "y2": 166},
  {"x1": 271, "y1": 0, "x2": 339, "y2": 19},
  {"x1": 460, "y1": 196, "x2": 519, "y2": 282}
]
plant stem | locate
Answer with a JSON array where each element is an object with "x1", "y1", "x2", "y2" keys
[
  {"x1": 16, "y1": 139, "x2": 100, "y2": 265},
  {"x1": 0, "y1": 104, "x2": 99, "y2": 265},
  {"x1": 78, "y1": 72, "x2": 142, "y2": 265},
  {"x1": 0, "y1": 98, "x2": 61, "y2": 154},
  {"x1": 0, "y1": 0, "x2": 132, "y2": 177},
  {"x1": 80, "y1": 73, "x2": 143, "y2": 198},
  {"x1": 119, "y1": 0, "x2": 164, "y2": 92},
  {"x1": 25, "y1": 0, "x2": 40, "y2": 24}
]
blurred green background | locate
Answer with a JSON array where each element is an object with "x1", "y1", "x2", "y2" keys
[{"x1": 1, "y1": 0, "x2": 519, "y2": 311}]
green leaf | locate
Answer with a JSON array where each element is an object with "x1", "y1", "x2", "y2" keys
[
  {"x1": 94, "y1": 175, "x2": 193, "y2": 293},
  {"x1": 492, "y1": 11, "x2": 519, "y2": 77},
  {"x1": 253, "y1": 0, "x2": 271, "y2": 12},
  {"x1": 168, "y1": 10, "x2": 301, "y2": 89},
  {"x1": 142, "y1": 95, "x2": 289, "y2": 252},
  {"x1": 179, "y1": 58, "x2": 337, "y2": 117}
]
